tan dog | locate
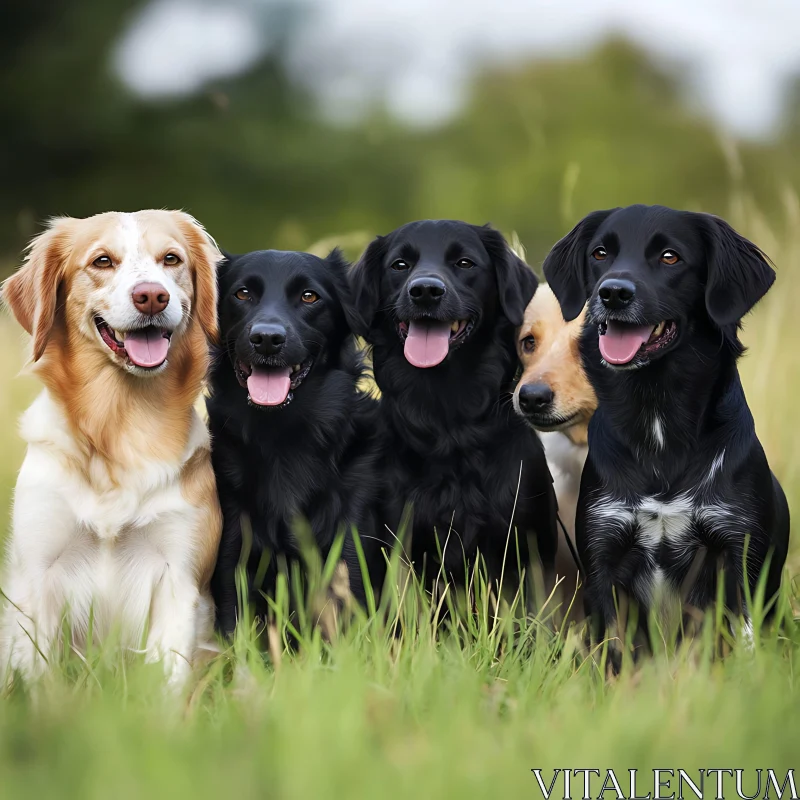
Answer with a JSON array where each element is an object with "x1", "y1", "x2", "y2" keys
[
  {"x1": 1, "y1": 210, "x2": 222, "y2": 686},
  {"x1": 513, "y1": 284, "x2": 596, "y2": 621}
]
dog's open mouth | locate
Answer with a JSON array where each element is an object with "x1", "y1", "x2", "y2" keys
[
  {"x1": 95, "y1": 317, "x2": 172, "y2": 369},
  {"x1": 235, "y1": 359, "x2": 312, "y2": 408},
  {"x1": 397, "y1": 318, "x2": 474, "y2": 368},
  {"x1": 598, "y1": 319, "x2": 677, "y2": 366}
]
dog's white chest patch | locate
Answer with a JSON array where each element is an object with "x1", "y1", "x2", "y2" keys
[
  {"x1": 588, "y1": 493, "x2": 697, "y2": 616},
  {"x1": 5, "y1": 391, "x2": 206, "y2": 651},
  {"x1": 540, "y1": 431, "x2": 587, "y2": 518},
  {"x1": 66, "y1": 457, "x2": 186, "y2": 540},
  {"x1": 650, "y1": 414, "x2": 665, "y2": 450},
  {"x1": 589, "y1": 492, "x2": 698, "y2": 551},
  {"x1": 635, "y1": 494, "x2": 694, "y2": 549},
  {"x1": 588, "y1": 488, "x2": 743, "y2": 614},
  {"x1": 20, "y1": 391, "x2": 204, "y2": 542}
]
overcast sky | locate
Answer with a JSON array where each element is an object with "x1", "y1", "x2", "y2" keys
[{"x1": 114, "y1": 0, "x2": 800, "y2": 138}]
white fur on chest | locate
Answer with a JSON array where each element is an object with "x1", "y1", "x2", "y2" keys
[
  {"x1": 65, "y1": 455, "x2": 187, "y2": 539},
  {"x1": 18, "y1": 391, "x2": 207, "y2": 540},
  {"x1": 3, "y1": 391, "x2": 211, "y2": 673},
  {"x1": 587, "y1": 493, "x2": 722, "y2": 552},
  {"x1": 540, "y1": 431, "x2": 587, "y2": 493},
  {"x1": 587, "y1": 489, "x2": 737, "y2": 614},
  {"x1": 588, "y1": 492, "x2": 734, "y2": 549},
  {"x1": 540, "y1": 431, "x2": 587, "y2": 537},
  {"x1": 635, "y1": 494, "x2": 695, "y2": 548}
]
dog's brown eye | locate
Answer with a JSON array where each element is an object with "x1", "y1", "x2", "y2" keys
[
  {"x1": 592, "y1": 247, "x2": 607, "y2": 261},
  {"x1": 301, "y1": 290, "x2": 319, "y2": 304},
  {"x1": 391, "y1": 259, "x2": 410, "y2": 271},
  {"x1": 521, "y1": 335, "x2": 535, "y2": 353},
  {"x1": 660, "y1": 250, "x2": 679, "y2": 265},
  {"x1": 163, "y1": 253, "x2": 181, "y2": 266},
  {"x1": 455, "y1": 258, "x2": 474, "y2": 269},
  {"x1": 92, "y1": 255, "x2": 112, "y2": 268},
  {"x1": 235, "y1": 287, "x2": 251, "y2": 301}
]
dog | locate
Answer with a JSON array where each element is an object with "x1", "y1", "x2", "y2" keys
[
  {"x1": 1, "y1": 210, "x2": 222, "y2": 685},
  {"x1": 349, "y1": 220, "x2": 557, "y2": 601},
  {"x1": 512, "y1": 284, "x2": 597, "y2": 622},
  {"x1": 543, "y1": 204, "x2": 790, "y2": 649},
  {"x1": 207, "y1": 249, "x2": 387, "y2": 635}
]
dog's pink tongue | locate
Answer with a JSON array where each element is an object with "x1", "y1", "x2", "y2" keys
[
  {"x1": 599, "y1": 321, "x2": 653, "y2": 365},
  {"x1": 123, "y1": 328, "x2": 170, "y2": 368},
  {"x1": 404, "y1": 320, "x2": 451, "y2": 368},
  {"x1": 247, "y1": 365, "x2": 292, "y2": 406}
]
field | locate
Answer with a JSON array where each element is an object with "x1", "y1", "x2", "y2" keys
[{"x1": 0, "y1": 200, "x2": 798, "y2": 799}]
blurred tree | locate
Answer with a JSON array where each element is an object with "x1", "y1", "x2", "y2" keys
[
  {"x1": 0, "y1": 4, "x2": 797, "y2": 268},
  {"x1": 0, "y1": 0, "x2": 145, "y2": 243},
  {"x1": 391, "y1": 39, "x2": 793, "y2": 265}
]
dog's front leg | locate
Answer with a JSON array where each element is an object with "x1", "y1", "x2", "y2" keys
[
  {"x1": 582, "y1": 572, "x2": 628, "y2": 671},
  {"x1": 2, "y1": 468, "x2": 83, "y2": 683},
  {"x1": 2, "y1": 576, "x2": 61, "y2": 682},
  {"x1": 146, "y1": 568, "x2": 203, "y2": 688}
]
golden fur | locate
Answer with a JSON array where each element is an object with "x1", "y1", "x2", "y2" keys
[
  {"x1": 1, "y1": 210, "x2": 222, "y2": 684},
  {"x1": 182, "y1": 446, "x2": 224, "y2": 588},
  {"x1": 4, "y1": 211, "x2": 218, "y2": 467},
  {"x1": 515, "y1": 284, "x2": 595, "y2": 444},
  {"x1": 514, "y1": 284, "x2": 597, "y2": 625}
]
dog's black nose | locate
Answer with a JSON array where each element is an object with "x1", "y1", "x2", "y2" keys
[
  {"x1": 598, "y1": 278, "x2": 636, "y2": 310},
  {"x1": 250, "y1": 323, "x2": 286, "y2": 355},
  {"x1": 518, "y1": 382, "x2": 554, "y2": 414},
  {"x1": 408, "y1": 276, "x2": 447, "y2": 305}
]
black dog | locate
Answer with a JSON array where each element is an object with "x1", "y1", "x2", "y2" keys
[
  {"x1": 349, "y1": 220, "x2": 557, "y2": 598},
  {"x1": 208, "y1": 249, "x2": 387, "y2": 634},
  {"x1": 544, "y1": 204, "x2": 790, "y2": 645}
]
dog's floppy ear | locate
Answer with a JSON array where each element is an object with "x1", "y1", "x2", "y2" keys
[
  {"x1": 174, "y1": 212, "x2": 222, "y2": 344},
  {"x1": 475, "y1": 225, "x2": 537, "y2": 327},
  {"x1": 699, "y1": 214, "x2": 775, "y2": 327},
  {"x1": 543, "y1": 209, "x2": 618, "y2": 321},
  {"x1": 2, "y1": 218, "x2": 73, "y2": 361},
  {"x1": 321, "y1": 246, "x2": 357, "y2": 328},
  {"x1": 348, "y1": 236, "x2": 387, "y2": 338},
  {"x1": 323, "y1": 247, "x2": 349, "y2": 281}
]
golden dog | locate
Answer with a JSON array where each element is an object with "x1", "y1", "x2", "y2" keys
[
  {"x1": 1, "y1": 210, "x2": 222, "y2": 685},
  {"x1": 513, "y1": 284, "x2": 596, "y2": 623}
]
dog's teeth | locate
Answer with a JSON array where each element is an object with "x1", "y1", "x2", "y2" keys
[
  {"x1": 293, "y1": 364, "x2": 300, "y2": 372},
  {"x1": 451, "y1": 321, "x2": 460, "y2": 333},
  {"x1": 652, "y1": 321, "x2": 665, "y2": 337}
]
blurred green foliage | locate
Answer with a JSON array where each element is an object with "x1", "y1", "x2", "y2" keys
[{"x1": 2, "y1": 0, "x2": 800, "y2": 270}]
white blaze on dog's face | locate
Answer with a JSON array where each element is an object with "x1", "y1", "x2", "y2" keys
[
  {"x1": 513, "y1": 284, "x2": 597, "y2": 432},
  {"x1": 3, "y1": 210, "x2": 220, "y2": 376},
  {"x1": 89, "y1": 214, "x2": 191, "y2": 371}
]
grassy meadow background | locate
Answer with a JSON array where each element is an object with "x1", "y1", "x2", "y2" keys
[{"x1": 1, "y1": 1, "x2": 800, "y2": 797}]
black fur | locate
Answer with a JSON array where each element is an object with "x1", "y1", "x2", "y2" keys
[
  {"x1": 544, "y1": 204, "x2": 790, "y2": 644},
  {"x1": 350, "y1": 219, "x2": 557, "y2": 594},
  {"x1": 208, "y1": 249, "x2": 387, "y2": 635}
]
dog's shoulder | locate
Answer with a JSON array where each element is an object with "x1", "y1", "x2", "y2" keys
[
  {"x1": 16, "y1": 387, "x2": 213, "y2": 535},
  {"x1": 22, "y1": 388, "x2": 210, "y2": 466},
  {"x1": 19, "y1": 390, "x2": 78, "y2": 454},
  {"x1": 181, "y1": 406, "x2": 212, "y2": 461}
]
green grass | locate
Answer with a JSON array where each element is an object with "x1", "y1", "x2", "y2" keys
[
  {"x1": 0, "y1": 567, "x2": 797, "y2": 799},
  {"x1": 0, "y1": 194, "x2": 799, "y2": 799}
]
